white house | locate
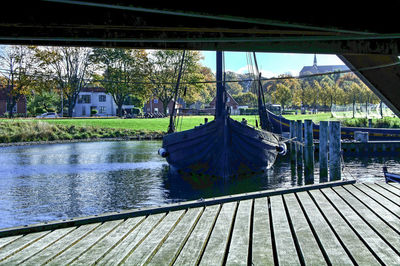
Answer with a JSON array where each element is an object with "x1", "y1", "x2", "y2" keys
[{"x1": 72, "y1": 87, "x2": 116, "y2": 117}]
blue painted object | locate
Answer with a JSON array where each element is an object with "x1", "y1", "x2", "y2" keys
[
  {"x1": 383, "y1": 166, "x2": 400, "y2": 183},
  {"x1": 161, "y1": 51, "x2": 285, "y2": 182}
]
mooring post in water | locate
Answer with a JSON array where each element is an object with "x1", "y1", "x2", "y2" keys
[
  {"x1": 329, "y1": 121, "x2": 341, "y2": 181},
  {"x1": 304, "y1": 119, "x2": 314, "y2": 184},
  {"x1": 296, "y1": 120, "x2": 303, "y2": 169},
  {"x1": 319, "y1": 121, "x2": 328, "y2": 182},
  {"x1": 289, "y1": 120, "x2": 296, "y2": 165}
]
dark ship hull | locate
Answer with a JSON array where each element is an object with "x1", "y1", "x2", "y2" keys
[
  {"x1": 159, "y1": 51, "x2": 285, "y2": 186},
  {"x1": 161, "y1": 116, "x2": 284, "y2": 182}
]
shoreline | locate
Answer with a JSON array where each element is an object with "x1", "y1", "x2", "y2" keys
[{"x1": 0, "y1": 134, "x2": 164, "y2": 147}]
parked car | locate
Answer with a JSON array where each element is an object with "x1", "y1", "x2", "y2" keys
[{"x1": 36, "y1": 112, "x2": 59, "y2": 118}]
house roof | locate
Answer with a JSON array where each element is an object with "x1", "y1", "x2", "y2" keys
[
  {"x1": 299, "y1": 65, "x2": 349, "y2": 75},
  {"x1": 80, "y1": 87, "x2": 107, "y2": 93},
  {"x1": 209, "y1": 91, "x2": 239, "y2": 107}
]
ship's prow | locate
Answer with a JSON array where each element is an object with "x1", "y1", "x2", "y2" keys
[{"x1": 161, "y1": 116, "x2": 285, "y2": 181}]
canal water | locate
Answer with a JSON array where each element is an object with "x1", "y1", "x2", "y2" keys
[{"x1": 0, "y1": 140, "x2": 399, "y2": 229}]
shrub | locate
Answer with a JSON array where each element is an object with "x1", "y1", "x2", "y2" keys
[
  {"x1": 342, "y1": 117, "x2": 400, "y2": 128},
  {"x1": 35, "y1": 107, "x2": 45, "y2": 115},
  {"x1": 132, "y1": 107, "x2": 142, "y2": 115}
]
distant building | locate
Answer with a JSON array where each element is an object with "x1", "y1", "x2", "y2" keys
[
  {"x1": 72, "y1": 87, "x2": 116, "y2": 117},
  {"x1": 299, "y1": 54, "x2": 349, "y2": 76},
  {"x1": 144, "y1": 97, "x2": 183, "y2": 115},
  {"x1": 209, "y1": 91, "x2": 239, "y2": 115},
  {"x1": 0, "y1": 85, "x2": 27, "y2": 116}
]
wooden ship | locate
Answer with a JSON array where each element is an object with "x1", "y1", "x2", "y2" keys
[{"x1": 159, "y1": 51, "x2": 286, "y2": 183}]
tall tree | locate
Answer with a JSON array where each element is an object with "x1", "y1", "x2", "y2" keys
[
  {"x1": 0, "y1": 45, "x2": 35, "y2": 117},
  {"x1": 34, "y1": 47, "x2": 94, "y2": 117},
  {"x1": 145, "y1": 50, "x2": 204, "y2": 114},
  {"x1": 272, "y1": 83, "x2": 292, "y2": 111},
  {"x1": 91, "y1": 48, "x2": 148, "y2": 117},
  {"x1": 233, "y1": 92, "x2": 257, "y2": 107}
]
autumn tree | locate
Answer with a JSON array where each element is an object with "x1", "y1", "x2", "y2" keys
[
  {"x1": 233, "y1": 92, "x2": 257, "y2": 107},
  {"x1": 91, "y1": 48, "x2": 148, "y2": 117},
  {"x1": 272, "y1": 83, "x2": 292, "y2": 111},
  {"x1": 0, "y1": 45, "x2": 35, "y2": 117},
  {"x1": 198, "y1": 66, "x2": 216, "y2": 105},
  {"x1": 145, "y1": 50, "x2": 205, "y2": 114},
  {"x1": 34, "y1": 47, "x2": 94, "y2": 117}
]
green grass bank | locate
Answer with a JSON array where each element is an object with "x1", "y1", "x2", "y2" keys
[
  {"x1": 1, "y1": 113, "x2": 399, "y2": 144},
  {"x1": 0, "y1": 119, "x2": 164, "y2": 144}
]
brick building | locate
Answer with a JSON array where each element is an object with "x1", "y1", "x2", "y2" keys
[
  {"x1": 208, "y1": 91, "x2": 239, "y2": 115},
  {"x1": 144, "y1": 98, "x2": 182, "y2": 115},
  {"x1": 0, "y1": 86, "x2": 27, "y2": 116}
]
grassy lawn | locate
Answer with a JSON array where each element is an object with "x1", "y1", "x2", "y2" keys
[
  {"x1": 283, "y1": 112, "x2": 334, "y2": 122},
  {"x1": 41, "y1": 116, "x2": 215, "y2": 132},
  {"x1": 38, "y1": 112, "x2": 335, "y2": 132},
  {"x1": 2, "y1": 112, "x2": 398, "y2": 144}
]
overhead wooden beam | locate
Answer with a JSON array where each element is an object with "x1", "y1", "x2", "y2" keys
[{"x1": 338, "y1": 54, "x2": 400, "y2": 117}]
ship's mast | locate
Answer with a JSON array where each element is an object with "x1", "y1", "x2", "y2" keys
[
  {"x1": 167, "y1": 50, "x2": 186, "y2": 134},
  {"x1": 215, "y1": 51, "x2": 226, "y2": 120}
]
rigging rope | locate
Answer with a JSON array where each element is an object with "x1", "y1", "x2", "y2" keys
[{"x1": 245, "y1": 52, "x2": 259, "y2": 124}]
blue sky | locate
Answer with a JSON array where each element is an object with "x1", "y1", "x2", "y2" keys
[{"x1": 200, "y1": 51, "x2": 345, "y2": 77}]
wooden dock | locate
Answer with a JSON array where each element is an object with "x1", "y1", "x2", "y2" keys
[{"x1": 0, "y1": 180, "x2": 399, "y2": 265}]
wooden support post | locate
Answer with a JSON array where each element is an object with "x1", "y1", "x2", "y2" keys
[
  {"x1": 304, "y1": 120, "x2": 314, "y2": 184},
  {"x1": 329, "y1": 121, "x2": 341, "y2": 181},
  {"x1": 319, "y1": 121, "x2": 328, "y2": 182},
  {"x1": 289, "y1": 120, "x2": 297, "y2": 182},
  {"x1": 289, "y1": 120, "x2": 296, "y2": 165},
  {"x1": 296, "y1": 120, "x2": 303, "y2": 169}
]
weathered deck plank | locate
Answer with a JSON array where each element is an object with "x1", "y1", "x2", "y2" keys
[
  {"x1": 70, "y1": 216, "x2": 144, "y2": 265},
  {"x1": 147, "y1": 207, "x2": 203, "y2": 265},
  {"x1": 173, "y1": 205, "x2": 220, "y2": 266},
  {"x1": 0, "y1": 230, "x2": 52, "y2": 263},
  {"x1": 48, "y1": 220, "x2": 123, "y2": 265},
  {"x1": 225, "y1": 199, "x2": 252, "y2": 266},
  {"x1": 2, "y1": 227, "x2": 75, "y2": 265},
  {"x1": 97, "y1": 213, "x2": 165, "y2": 265},
  {"x1": 309, "y1": 189, "x2": 381, "y2": 265},
  {"x1": 0, "y1": 181, "x2": 398, "y2": 265},
  {"x1": 270, "y1": 195, "x2": 300, "y2": 265},
  {"x1": 364, "y1": 183, "x2": 400, "y2": 206},
  {"x1": 199, "y1": 202, "x2": 237, "y2": 265},
  {"x1": 283, "y1": 193, "x2": 327, "y2": 265},
  {"x1": 322, "y1": 188, "x2": 400, "y2": 265},
  {"x1": 343, "y1": 184, "x2": 400, "y2": 233},
  {"x1": 354, "y1": 183, "x2": 400, "y2": 215},
  {"x1": 123, "y1": 210, "x2": 186, "y2": 265},
  {"x1": 21, "y1": 223, "x2": 101, "y2": 265},
  {"x1": 251, "y1": 197, "x2": 274, "y2": 265},
  {"x1": 0, "y1": 235, "x2": 23, "y2": 250},
  {"x1": 377, "y1": 182, "x2": 400, "y2": 196},
  {"x1": 388, "y1": 182, "x2": 400, "y2": 189},
  {"x1": 333, "y1": 186, "x2": 400, "y2": 252},
  {"x1": 296, "y1": 191, "x2": 353, "y2": 265}
]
